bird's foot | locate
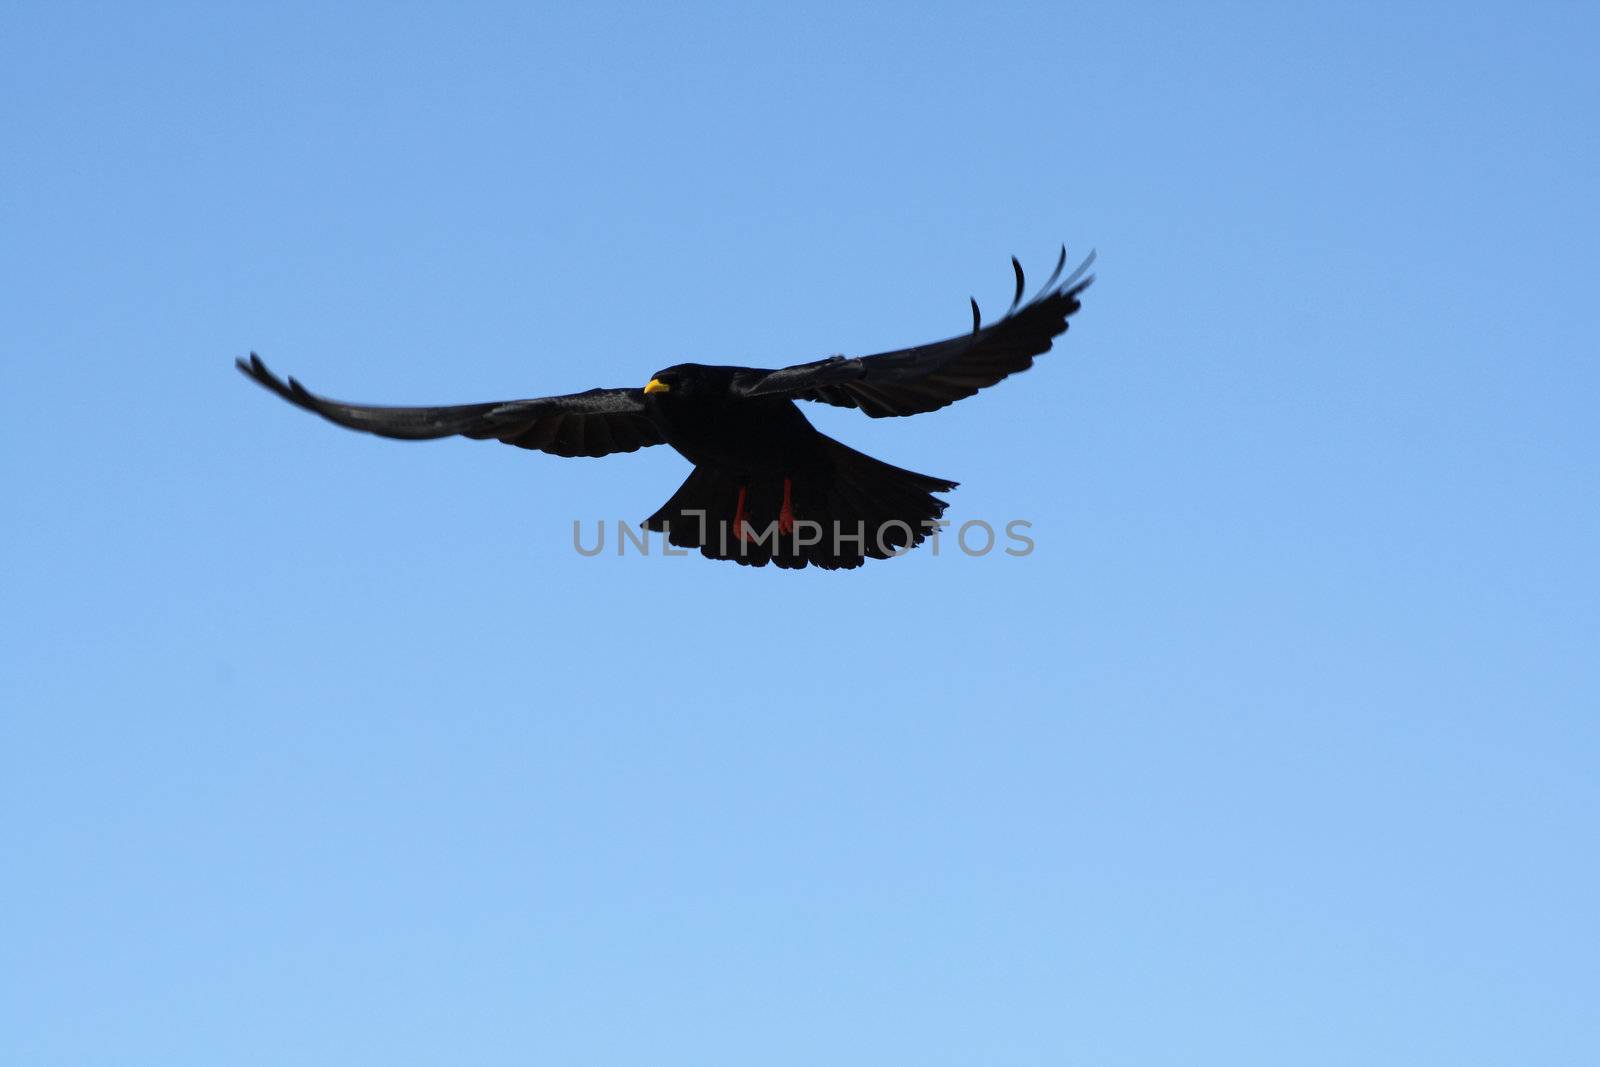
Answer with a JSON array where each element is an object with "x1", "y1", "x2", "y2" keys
[
  {"x1": 778, "y1": 478, "x2": 794, "y2": 536},
  {"x1": 733, "y1": 485, "x2": 751, "y2": 543}
]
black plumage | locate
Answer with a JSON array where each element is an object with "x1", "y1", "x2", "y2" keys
[{"x1": 238, "y1": 247, "x2": 1093, "y2": 569}]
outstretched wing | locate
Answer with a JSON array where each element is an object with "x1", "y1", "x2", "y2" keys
[
  {"x1": 237, "y1": 354, "x2": 665, "y2": 458},
  {"x1": 735, "y1": 248, "x2": 1094, "y2": 417}
]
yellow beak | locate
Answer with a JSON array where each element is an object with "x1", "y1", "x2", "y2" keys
[{"x1": 643, "y1": 378, "x2": 671, "y2": 395}]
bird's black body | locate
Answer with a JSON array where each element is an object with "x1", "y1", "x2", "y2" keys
[
  {"x1": 238, "y1": 247, "x2": 1093, "y2": 569},
  {"x1": 641, "y1": 365, "x2": 820, "y2": 473},
  {"x1": 637, "y1": 368, "x2": 956, "y2": 568}
]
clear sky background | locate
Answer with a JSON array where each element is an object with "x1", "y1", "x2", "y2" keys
[{"x1": 3, "y1": 3, "x2": 1596, "y2": 1065}]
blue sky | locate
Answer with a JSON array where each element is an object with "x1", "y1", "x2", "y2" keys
[{"x1": 3, "y1": 3, "x2": 1596, "y2": 1064}]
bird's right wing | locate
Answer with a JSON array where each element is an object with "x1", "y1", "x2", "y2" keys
[
  {"x1": 237, "y1": 354, "x2": 666, "y2": 458},
  {"x1": 734, "y1": 248, "x2": 1093, "y2": 417}
]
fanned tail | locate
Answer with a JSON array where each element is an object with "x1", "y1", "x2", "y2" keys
[{"x1": 642, "y1": 435, "x2": 956, "y2": 570}]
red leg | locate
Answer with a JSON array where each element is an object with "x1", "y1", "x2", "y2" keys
[
  {"x1": 778, "y1": 477, "x2": 794, "y2": 535},
  {"x1": 733, "y1": 484, "x2": 750, "y2": 543}
]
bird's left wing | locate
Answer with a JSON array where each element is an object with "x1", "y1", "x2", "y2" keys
[
  {"x1": 237, "y1": 354, "x2": 665, "y2": 458},
  {"x1": 733, "y1": 248, "x2": 1093, "y2": 417}
]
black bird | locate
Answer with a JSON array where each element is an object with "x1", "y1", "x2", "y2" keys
[{"x1": 239, "y1": 247, "x2": 1094, "y2": 569}]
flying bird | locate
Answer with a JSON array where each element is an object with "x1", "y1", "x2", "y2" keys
[{"x1": 239, "y1": 246, "x2": 1094, "y2": 569}]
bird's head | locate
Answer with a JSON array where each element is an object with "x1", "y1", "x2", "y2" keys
[{"x1": 642, "y1": 363, "x2": 721, "y2": 401}]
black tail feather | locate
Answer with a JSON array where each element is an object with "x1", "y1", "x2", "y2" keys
[{"x1": 642, "y1": 435, "x2": 956, "y2": 570}]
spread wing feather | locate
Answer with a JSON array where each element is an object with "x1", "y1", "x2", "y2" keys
[
  {"x1": 236, "y1": 354, "x2": 664, "y2": 458},
  {"x1": 736, "y1": 248, "x2": 1094, "y2": 417}
]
